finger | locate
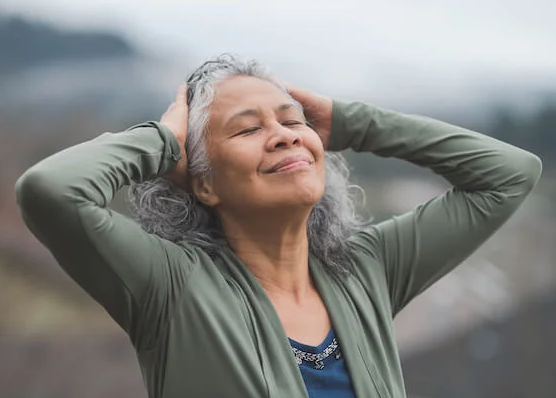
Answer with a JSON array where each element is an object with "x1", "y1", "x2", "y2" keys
[
  {"x1": 175, "y1": 84, "x2": 188, "y2": 103},
  {"x1": 285, "y1": 83, "x2": 303, "y2": 99},
  {"x1": 286, "y1": 84, "x2": 317, "y2": 106}
]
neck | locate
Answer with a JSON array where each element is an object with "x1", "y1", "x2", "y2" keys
[{"x1": 220, "y1": 208, "x2": 312, "y2": 301}]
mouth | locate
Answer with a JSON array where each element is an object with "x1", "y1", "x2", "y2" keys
[{"x1": 266, "y1": 154, "x2": 312, "y2": 173}]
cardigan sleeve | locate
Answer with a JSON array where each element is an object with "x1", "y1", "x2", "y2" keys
[
  {"x1": 329, "y1": 101, "x2": 542, "y2": 315},
  {"x1": 15, "y1": 122, "x2": 197, "y2": 349}
]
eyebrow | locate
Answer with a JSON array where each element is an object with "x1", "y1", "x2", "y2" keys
[{"x1": 225, "y1": 103, "x2": 299, "y2": 126}]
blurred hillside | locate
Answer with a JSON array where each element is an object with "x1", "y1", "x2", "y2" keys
[
  {"x1": 490, "y1": 104, "x2": 556, "y2": 163},
  {"x1": 0, "y1": 13, "x2": 188, "y2": 130},
  {"x1": 0, "y1": 14, "x2": 133, "y2": 74},
  {"x1": 0, "y1": 13, "x2": 555, "y2": 398}
]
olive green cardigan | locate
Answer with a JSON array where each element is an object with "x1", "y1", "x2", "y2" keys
[{"x1": 15, "y1": 101, "x2": 542, "y2": 398}]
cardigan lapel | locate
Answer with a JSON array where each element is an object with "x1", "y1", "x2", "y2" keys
[
  {"x1": 215, "y1": 248, "x2": 311, "y2": 398},
  {"x1": 309, "y1": 259, "x2": 373, "y2": 398}
]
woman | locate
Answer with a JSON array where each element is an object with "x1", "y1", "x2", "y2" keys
[{"x1": 15, "y1": 54, "x2": 542, "y2": 398}]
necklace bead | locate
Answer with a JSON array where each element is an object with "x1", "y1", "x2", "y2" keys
[{"x1": 290, "y1": 337, "x2": 342, "y2": 370}]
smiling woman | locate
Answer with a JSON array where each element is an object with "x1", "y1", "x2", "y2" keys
[
  {"x1": 129, "y1": 55, "x2": 364, "y2": 276},
  {"x1": 15, "y1": 53, "x2": 542, "y2": 398}
]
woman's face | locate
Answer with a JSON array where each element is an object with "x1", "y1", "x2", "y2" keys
[{"x1": 195, "y1": 75, "x2": 325, "y2": 216}]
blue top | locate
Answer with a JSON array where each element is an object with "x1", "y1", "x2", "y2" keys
[{"x1": 289, "y1": 330, "x2": 357, "y2": 398}]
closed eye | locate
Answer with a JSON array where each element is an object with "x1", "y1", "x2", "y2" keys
[
  {"x1": 234, "y1": 126, "x2": 261, "y2": 137},
  {"x1": 282, "y1": 120, "x2": 304, "y2": 127}
]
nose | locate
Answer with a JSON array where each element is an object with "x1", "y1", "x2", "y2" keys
[{"x1": 266, "y1": 122, "x2": 303, "y2": 151}]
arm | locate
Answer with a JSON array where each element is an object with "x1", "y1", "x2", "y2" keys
[
  {"x1": 329, "y1": 101, "x2": 542, "y2": 315},
  {"x1": 15, "y1": 122, "x2": 196, "y2": 349}
]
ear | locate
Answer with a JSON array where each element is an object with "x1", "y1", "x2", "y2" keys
[{"x1": 191, "y1": 174, "x2": 220, "y2": 207}]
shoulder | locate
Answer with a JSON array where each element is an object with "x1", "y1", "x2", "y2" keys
[
  {"x1": 340, "y1": 228, "x2": 392, "y2": 302},
  {"x1": 346, "y1": 227, "x2": 382, "y2": 261}
]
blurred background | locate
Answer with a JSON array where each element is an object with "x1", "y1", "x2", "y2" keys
[{"x1": 0, "y1": 1, "x2": 555, "y2": 397}]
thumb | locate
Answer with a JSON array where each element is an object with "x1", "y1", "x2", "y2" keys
[
  {"x1": 175, "y1": 84, "x2": 188, "y2": 104},
  {"x1": 285, "y1": 83, "x2": 314, "y2": 105},
  {"x1": 286, "y1": 84, "x2": 330, "y2": 115}
]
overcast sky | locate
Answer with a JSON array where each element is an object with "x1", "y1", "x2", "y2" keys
[{"x1": 2, "y1": 0, "x2": 555, "y2": 112}]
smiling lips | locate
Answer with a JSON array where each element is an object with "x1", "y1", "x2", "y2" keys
[{"x1": 267, "y1": 154, "x2": 312, "y2": 173}]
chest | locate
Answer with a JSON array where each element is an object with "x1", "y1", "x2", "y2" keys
[
  {"x1": 272, "y1": 290, "x2": 332, "y2": 347},
  {"x1": 152, "y1": 259, "x2": 406, "y2": 398}
]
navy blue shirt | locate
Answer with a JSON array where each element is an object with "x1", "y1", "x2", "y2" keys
[{"x1": 289, "y1": 330, "x2": 357, "y2": 398}]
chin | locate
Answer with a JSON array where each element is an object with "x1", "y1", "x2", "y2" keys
[
  {"x1": 289, "y1": 181, "x2": 325, "y2": 207},
  {"x1": 253, "y1": 173, "x2": 325, "y2": 209}
]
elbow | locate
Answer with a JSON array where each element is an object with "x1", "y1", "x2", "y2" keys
[
  {"x1": 15, "y1": 169, "x2": 39, "y2": 212},
  {"x1": 518, "y1": 152, "x2": 543, "y2": 192},
  {"x1": 15, "y1": 167, "x2": 59, "y2": 215},
  {"x1": 15, "y1": 167, "x2": 73, "y2": 246},
  {"x1": 500, "y1": 151, "x2": 543, "y2": 198}
]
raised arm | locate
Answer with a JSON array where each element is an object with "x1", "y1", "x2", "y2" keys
[
  {"x1": 330, "y1": 101, "x2": 542, "y2": 315},
  {"x1": 15, "y1": 88, "x2": 195, "y2": 348}
]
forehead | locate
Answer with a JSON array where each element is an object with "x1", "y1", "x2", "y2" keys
[{"x1": 209, "y1": 76, "x2": 292, "y2": 122}]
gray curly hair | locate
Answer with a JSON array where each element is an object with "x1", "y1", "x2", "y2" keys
[{"x1": 128, "y1": 54, "x2": 368, "y2": 275}]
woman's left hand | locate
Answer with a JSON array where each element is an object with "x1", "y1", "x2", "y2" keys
[{"x1": 286, "y1": 84, "x2": 333, "y2": 150}]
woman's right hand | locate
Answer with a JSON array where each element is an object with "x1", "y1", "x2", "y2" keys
[{"x1": 161, "y1": 85, "x2": 189, "y2": 190}]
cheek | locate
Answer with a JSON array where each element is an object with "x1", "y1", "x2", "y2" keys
[
  {"x1": 317, "y1": 162, "x2": 327, "y2": 195},
  {"x1": 208, "y1": 143, "x2": 261, "y2": 190},
  {"x1": 309, "y1": 139, "x2": 326, "y2": 195},
  {"x1": 305, "y1": 134, "x2": 326, "y2": 175},
  {"x1": 303, "y1": 128, "x2": 325, "y2": 155}
]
